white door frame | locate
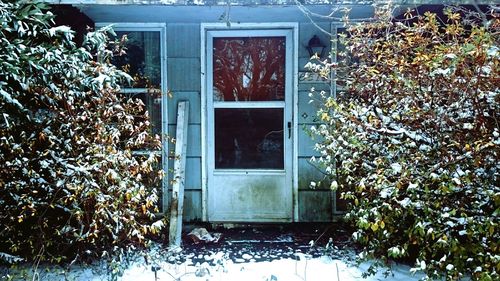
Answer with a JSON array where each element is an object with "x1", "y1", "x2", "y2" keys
[{"x1": 200, "y1": 22, "x2": 299, "y2": 222}]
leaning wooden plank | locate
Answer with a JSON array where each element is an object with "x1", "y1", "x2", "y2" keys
[{"x1": 169, "y1": 101, "x2": 189, "y2": 247}]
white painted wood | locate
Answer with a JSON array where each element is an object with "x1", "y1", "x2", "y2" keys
[
  {"x1": 298, "y1": 190, "x2": 333, "y2": 222},
  {"x1": 167, "y1": 24, "x2": 200, "y2": 58},
  {"x1": 330, "y1": 22, "x2": 337, "y2": 218},
  {"x1": 298, "y1": 22, "x2": 331, "y2": 59},
  {"x1": 169, "y1": 101, "x2": 189, "y2": 247},
  {"x1": 209, "y1": 174, "x2": 291, "y2": 222},
  {"x1": 200, "y1": 24, "x2": 208, "y2": 221},
  {"x1": 181, "y1": 190, "x2": 202, "y2": 221},
  {"x1": 201, "y1": 22, "x2": 301, "y2": 31},
  {"x1": 95, "y1": 22, "x2": 167, "y2": 29},
  {"x1": 167, "y1": 124, "x2": 201, "y2": 157},
  {"x1": 68, "y1": 5, "x2": 380, "y2": 25},
  {"x1": 120, "y1": 88, "x2": 150, "y2": 93},
  {"x1": 158, "y1": 23, "x2": 168, "y2": 215},
  {"x1": 213, "y1": 170, "x2": 286, "y2": 176},
  {"x1": 167, "y1": 157, "x2": 201, "y2": 190},
  {"x1": 298, "y1": 72, "x2": 328, "y2": 83},
  {"x1": 298, "y1": 91, "x2": 323, "y2": 125},
  {"x1": 213, "y1": 101, "x2": 285, "y2": 109},
  {"x1": 292, "y1": 24, "x2": 299, "y2": 221},
  {"x1": 203, "y1": 24, "x2": 297, "y2": 222},
  {"x1": 298, "y1": 127, "x2": 320, "y2": 157}
]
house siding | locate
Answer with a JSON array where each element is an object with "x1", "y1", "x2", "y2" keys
[
  {"x1": 167, "y1": 23, "x2": 204, "y2": 221},
  {"x1": 296, "y1": 22, "x2": 334, "y2": 222}
]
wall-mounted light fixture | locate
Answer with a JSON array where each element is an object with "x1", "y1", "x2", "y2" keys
[{"x1": 307, "y1": 35, "x2": 326, "y2": 58}]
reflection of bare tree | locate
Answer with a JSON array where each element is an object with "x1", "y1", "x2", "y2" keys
[{"x1": 213, "y1": 37, "x2": 285, "y2": 101}]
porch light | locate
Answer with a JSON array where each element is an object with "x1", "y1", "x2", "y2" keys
[{"x1": 307, "y1": 35, "x2": 326, "y2": 58}]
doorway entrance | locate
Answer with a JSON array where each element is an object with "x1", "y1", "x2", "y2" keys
[{"x1": 204, "y1": 28, "x2": 294, "y2": 222}]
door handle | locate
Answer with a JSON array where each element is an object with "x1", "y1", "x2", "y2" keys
[{"x1": 287, "y1": 122, "x2": 291, "y2": 139}]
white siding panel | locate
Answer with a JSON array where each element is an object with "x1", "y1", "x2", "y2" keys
[
  {"x1": 298, "y1": 82, "x2": 330, "y2": 92},
  {"x1": 298, "y1": 126, "x2": 324, "y2": 157}
]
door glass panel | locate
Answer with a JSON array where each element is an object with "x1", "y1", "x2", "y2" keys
[
  {"x1": 113, "y1": 31, "x2": 161, "y2": 88},
  {"x1": 215, "y1": 108, "x2": 284, "y2": 169},
  {"x1": 213, "y1": 37, "x2": 285, "y2": 101}
]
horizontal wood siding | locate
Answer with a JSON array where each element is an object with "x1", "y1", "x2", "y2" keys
[
  {"x1": 166, "y1": 23, "x2": 203, "y2": 223},
  {"x1": 297, "y1": 22, "x2": 335, "y2": 221},
  {"x1": 299, "y1": 190, "x2": 332, "y2": 222},
  {"x1": 168, "y1": 91, "x2": 201, "y2": 124},
  {"x1": 168, "y1": 124, "x2": 201, "y2": 157},
  {"x1": 168, "y1": 24, "x2": 200, "y2": 58},
  {"x1": 167, "y1": 157, "x2": 201, "y2": 190},
  {"x1": 183, "y1": 190, "x2": 202, "y2": 221},
  {"x1": 168, "y1": 58, "x2": 201, "y2": 91}
]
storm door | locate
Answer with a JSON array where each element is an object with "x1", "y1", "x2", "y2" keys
[{"x1": 206, "y1": 29, "x2": 293, "y2": 222}]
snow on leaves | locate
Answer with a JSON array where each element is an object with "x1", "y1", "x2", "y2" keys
[
  {"x1": 308, "y1": 5, "x2": 499, "y2": 281},
  {"x1": 0, "y1": 1, "x2": 163, "y2": 264}
]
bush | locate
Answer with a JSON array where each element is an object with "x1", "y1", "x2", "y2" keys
[
  {"x1": 0, "y1": 1, "x2": 163, "y2": 263},
  {"x1": 308, "y1": 5, "x2": 499, "y2": 280}
]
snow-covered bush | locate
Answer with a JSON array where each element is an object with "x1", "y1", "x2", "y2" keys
[
  {"x1": 0, "y1": 1, "x2": 163, "y2": 263},
  {"x1": 308, "y1": 6, "x2": 499, "y2": 280}
]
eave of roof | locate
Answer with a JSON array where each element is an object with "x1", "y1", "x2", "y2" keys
[{"x1": 44, "y1": 0, "x2": 495, "y2": 6}]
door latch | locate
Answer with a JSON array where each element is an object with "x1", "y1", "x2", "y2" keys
[{"x1": 287, "y1": 122, "x2": 291, "y2": 139}]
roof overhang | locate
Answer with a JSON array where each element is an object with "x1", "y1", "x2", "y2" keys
[
  {"x1": 70, "y1": 4, "x2": 368, "y2": 23},
  {"x1": 45, "y1": 1, "x2": 496, "y2": 24},
  {"x1": 44, "y1": 0, "x2": 496, "y2": 5}
]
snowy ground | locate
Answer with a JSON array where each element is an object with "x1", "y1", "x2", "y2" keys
[
  {"x1": 1, "y1": 254, "x2": 425, "y2": 281},
  {"x1": 1, "y1": 226, "x2": 427, "y2": 281},
  {"x1": 121, "y1": 255, "x2": 425, "y2": 281}
]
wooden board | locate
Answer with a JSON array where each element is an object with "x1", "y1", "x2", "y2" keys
[{"x1": 169, "y1": 101, "x2": 189, "y2": 247}]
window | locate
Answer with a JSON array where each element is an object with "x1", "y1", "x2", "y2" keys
[
  {"x1": 212, "y1": 37, "x2": 286, "y2": 102},
  {"x1": 99, "y1": 25, "x2": 165, "y2": 136},
  {"x1": 211, "y1": 35, "x2": 288, "y2": 170}
]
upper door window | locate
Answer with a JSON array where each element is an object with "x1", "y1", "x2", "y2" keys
[
  {"x1": 210, "y1": 34, "x2": 289, "y2": 170},
  {"x1": 212, "y1": 37, "x2": 285, "y2": 102}
]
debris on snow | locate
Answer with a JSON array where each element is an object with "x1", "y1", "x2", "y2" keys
[{"x1": 187, "y1": 228, "x2": 221, "y2": 244}]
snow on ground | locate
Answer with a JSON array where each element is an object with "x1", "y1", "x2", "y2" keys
[
  {"x1": 2, "y1": 252, "x2": 425, "y2": 281},
  {"x1": 1, "y1": 226, "x2": 427, "y2": 280},
  {"x1": 121, "y1": 255, "x2": 425, "y2": 281}
]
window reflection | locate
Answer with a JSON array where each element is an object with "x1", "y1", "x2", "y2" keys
[
  {"x1": 113, "y1": 31, "x2": 161, "y2": 88},
  {"x1": 213, "y1": 37, "x2": 285, "y2": 101},
  {"x1": 215, "y1": 108, "x2": 284, "y2": 169}
]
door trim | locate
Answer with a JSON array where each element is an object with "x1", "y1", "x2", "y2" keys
[{"x1": 200, "y1": 22, "x2": 299, "y2": 222}]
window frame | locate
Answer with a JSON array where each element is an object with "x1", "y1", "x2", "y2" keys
[{"x1": 95, "y1": 22, "x2": 168, "y2": 212}]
